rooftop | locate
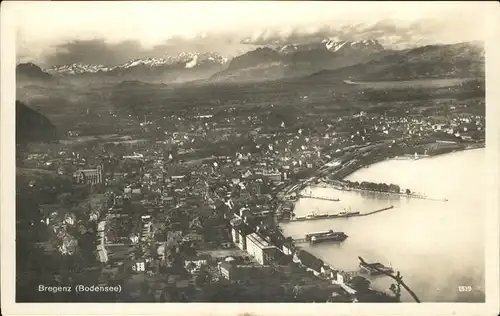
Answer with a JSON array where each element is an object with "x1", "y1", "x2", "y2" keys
[
  {"x1": 74, "y1": 169, "x2": 99, "y2": 173},
  {"x1": 297, "y1": 250, "x2": 324, "y2": 272},
  {"x1": 246, "y1": 233, "x2": 276, "y2": 250}
]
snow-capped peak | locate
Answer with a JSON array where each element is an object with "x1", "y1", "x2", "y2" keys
[
  {"x1": 46, "y1": 52, "x2": 228, "y2": 75},
  {"x1": 185, "y1": 55, "x2": 198, "y2": 68},
  {"x1": 324, "y1": 40, "x2": 348, "y2": 52},
  {"x1": 279, "y1": 44, "x2": 299, "y2": 53},
  {"x1": 323, "y1": 39, "x2": 383, "y2": 52},
  {"x1": 278, "y1": 39, "x2": 384, "y2": 55},
  {"x1": 46, "y1": 63, "x2": 110, "y2": 75}
]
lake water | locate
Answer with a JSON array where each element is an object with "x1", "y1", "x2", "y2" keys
[{"x1": 281, "y1": 149, "x2": 485, "y2": 302}]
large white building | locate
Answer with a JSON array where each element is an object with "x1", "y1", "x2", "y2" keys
[
  {"x1": 231, "y1": 227, "x2": 247, "y2": 250},
  {"x1": 245, "y1": 233, "x2": 277, "y2": 265},
  {"x1": 231, "y1": 223, "x2": 256, "y2": 251},
  {"x1": 230, "y1": 216, "x2": 254, "y2": 251}
]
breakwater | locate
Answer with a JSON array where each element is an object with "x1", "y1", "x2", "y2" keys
[
  {"x1": 356, "y1": 205, "x2": 395, "y2": 216},
  {"x1": 280, "y1": 205, "x2": 394, "y2": 223},
  {"x1": 332, "y1": 185, "x2": 448, "y2": 202},
  {"x1": 297, "y1": 193, "x2": 340, "y2": 202}
]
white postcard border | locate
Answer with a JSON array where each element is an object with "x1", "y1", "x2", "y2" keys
[{"x1": 2, "y1": 1, "x2": 499, "y2": 315}]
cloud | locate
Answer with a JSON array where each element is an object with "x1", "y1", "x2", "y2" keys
[
  {"x1": 42, "y1": 39, "x2": 143, "y2": 67},
  {"x1": 239, "y1": 18, "x2": 484, "y2": 49},
  {"x1": 16, "y1": 9, "x2": 486, "y2": 68},
  {"x1": 21, "y1": 33, "x2": 252, "y2": 68}
]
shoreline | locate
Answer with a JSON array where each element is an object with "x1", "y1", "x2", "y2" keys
[
  {"x1": 360, "y1": 144, "x2": 484, "y2": 169},
  {"x1": 343, "y1": 77, "x2": 476, "y2": 85},
  {"x1": 332, "y1": 143, "x2": 484, "y2": 181},
  {"x1": 274, "y1": 144, "x2": 483, "y2": 299},
  {"x1": 276, "y1": 142, "x2": 484, "y2": 218}
]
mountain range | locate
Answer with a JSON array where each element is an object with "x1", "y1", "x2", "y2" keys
[
  {"x1": 302, "y1": 41, "x2": 485, "y2": 83},
  {"x1": 44, "y1": 52, "x2": 228, "y2": 84},
  {"x1": 16, "y1": 39, "x2": 484, "y2": 85},
  {"x1": 211, "y1": 39, "x2": 388, "y2": 82}
]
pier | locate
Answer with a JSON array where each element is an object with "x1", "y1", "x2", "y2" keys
[
  {"x1": 356, "y1": 205, "x2": 394, "y2": 217},
  {"x1": 315, "y1": 183, "x2": 448, "y2": 202},
  {"x1": 292, "y1": 238, "x2": 308, "y2": 243},
  {"x1": 392, "y1": 154, "x2": 430, "y2": 161},
  {"x1": 298, "y1": 193, "x2": 340, "y2": 202},
  {"x1": 281, "y1": 206, "x2": 394, "y2": 223}
]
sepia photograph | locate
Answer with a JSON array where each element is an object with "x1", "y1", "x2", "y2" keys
[{"x1": 1, "y1": 1, "x2": 499, "y2": 315}]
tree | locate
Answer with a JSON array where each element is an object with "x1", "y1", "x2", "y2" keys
[
  {"x1": 139, "y1": 280, "x2": 155, "y2": 302},
  {"x1": 379, "y1": 183, "x2": 390, "y2": 192},
  {"x1": 93, "y1": 183, "x2": 106, "y2": 194},
  {"x1": 133, "y1": 247, "x2": 144, "y2": 260},
  {"x1": 195, "y1": 265, "x2": 211, "y2": 286},
  {"x1": 78, "y1": 229, "x2": 99, "y2": 265},
  {"x1": 405, "y1": 189, "x2": 411, "y2": 195},
  {"x1": 349, "y1": 276, "x2": 371, "y2": 293},
  {"x1": 389, "y1": 184, "x2": 400, "y2": 193},
  {"x1": 186, "y1": 262, "x2": 196, "y2": 271},
  {"x1": 57, "y1": 192, "x2": 76, "y2": 206},
  {"x1": 179, "y1": 241, "x2": 196, "y2": 257}
]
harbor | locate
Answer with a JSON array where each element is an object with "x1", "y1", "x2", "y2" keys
[{"x1": 280, "y1": 148, "x2": 485, "y2": 302}]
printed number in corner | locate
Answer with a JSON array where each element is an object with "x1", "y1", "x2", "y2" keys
[{"x1": 458, "y1": 285, "x2": 473, "y2": 292}]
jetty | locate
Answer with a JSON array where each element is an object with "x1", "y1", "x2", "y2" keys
[
  {"x1": 281, "y1": 206, "x2": 394, "y2": 223},
  {"x1": 407, "y1": 194, "x2": 448, "y2": 202},
  {"x1": 292, "y1": 237, "x2": 345, "y2": 244},
  {"x1": 393, "y1": 154, "x2": 430, "y2": 161},
  {"x1": 356, "y1": 205, "x2": 395, "y2": 217},
  {"x1": 292, "y1": 238, "x2": 308, "y2": 243},
  {"x1": 320, "y1": 184, "x2": 448, "y2": 202},
  {"x1": 297, "y1": 193, "x2": 340, "y2": 202}
]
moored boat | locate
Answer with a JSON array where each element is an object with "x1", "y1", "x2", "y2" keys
[
  {"x1": 310, "y1": 232, "x2": 348, "y2": 244},
  {"x1": 305, "y1": 230, "x2": 334, "y2": 241},
  {"x1": 337, "y1": 210, "x2": 360, "y2": 217}
]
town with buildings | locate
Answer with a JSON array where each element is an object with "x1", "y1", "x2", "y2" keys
[{"x1": 16, "y1": 90, "x2": 485, "y2": 302}]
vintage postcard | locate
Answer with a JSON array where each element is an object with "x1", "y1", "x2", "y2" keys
[{"x1": 1, "y1": 1, "x2": 499, "y2": 315}]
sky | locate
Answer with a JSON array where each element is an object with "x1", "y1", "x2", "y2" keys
[{"x1": 8, "y1": 1, "x2": 491, "y2": 67}]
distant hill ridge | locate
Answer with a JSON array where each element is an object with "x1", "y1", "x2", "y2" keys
[
  {"x1": 17, "y1": 40, "x2": 484, "y2": 84},
  {"x1": 302, "y1": 41, "x2": 485, "y2": 83},
  {"x1": 16, "y1": 62, "x2": 53, "y2": 81},
  {"x1": 16, "y1": 101, "x2": 58, "y2": 145},
  {"x1": 210, "y1": 38, "x2": 387, "y2": 82}
]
